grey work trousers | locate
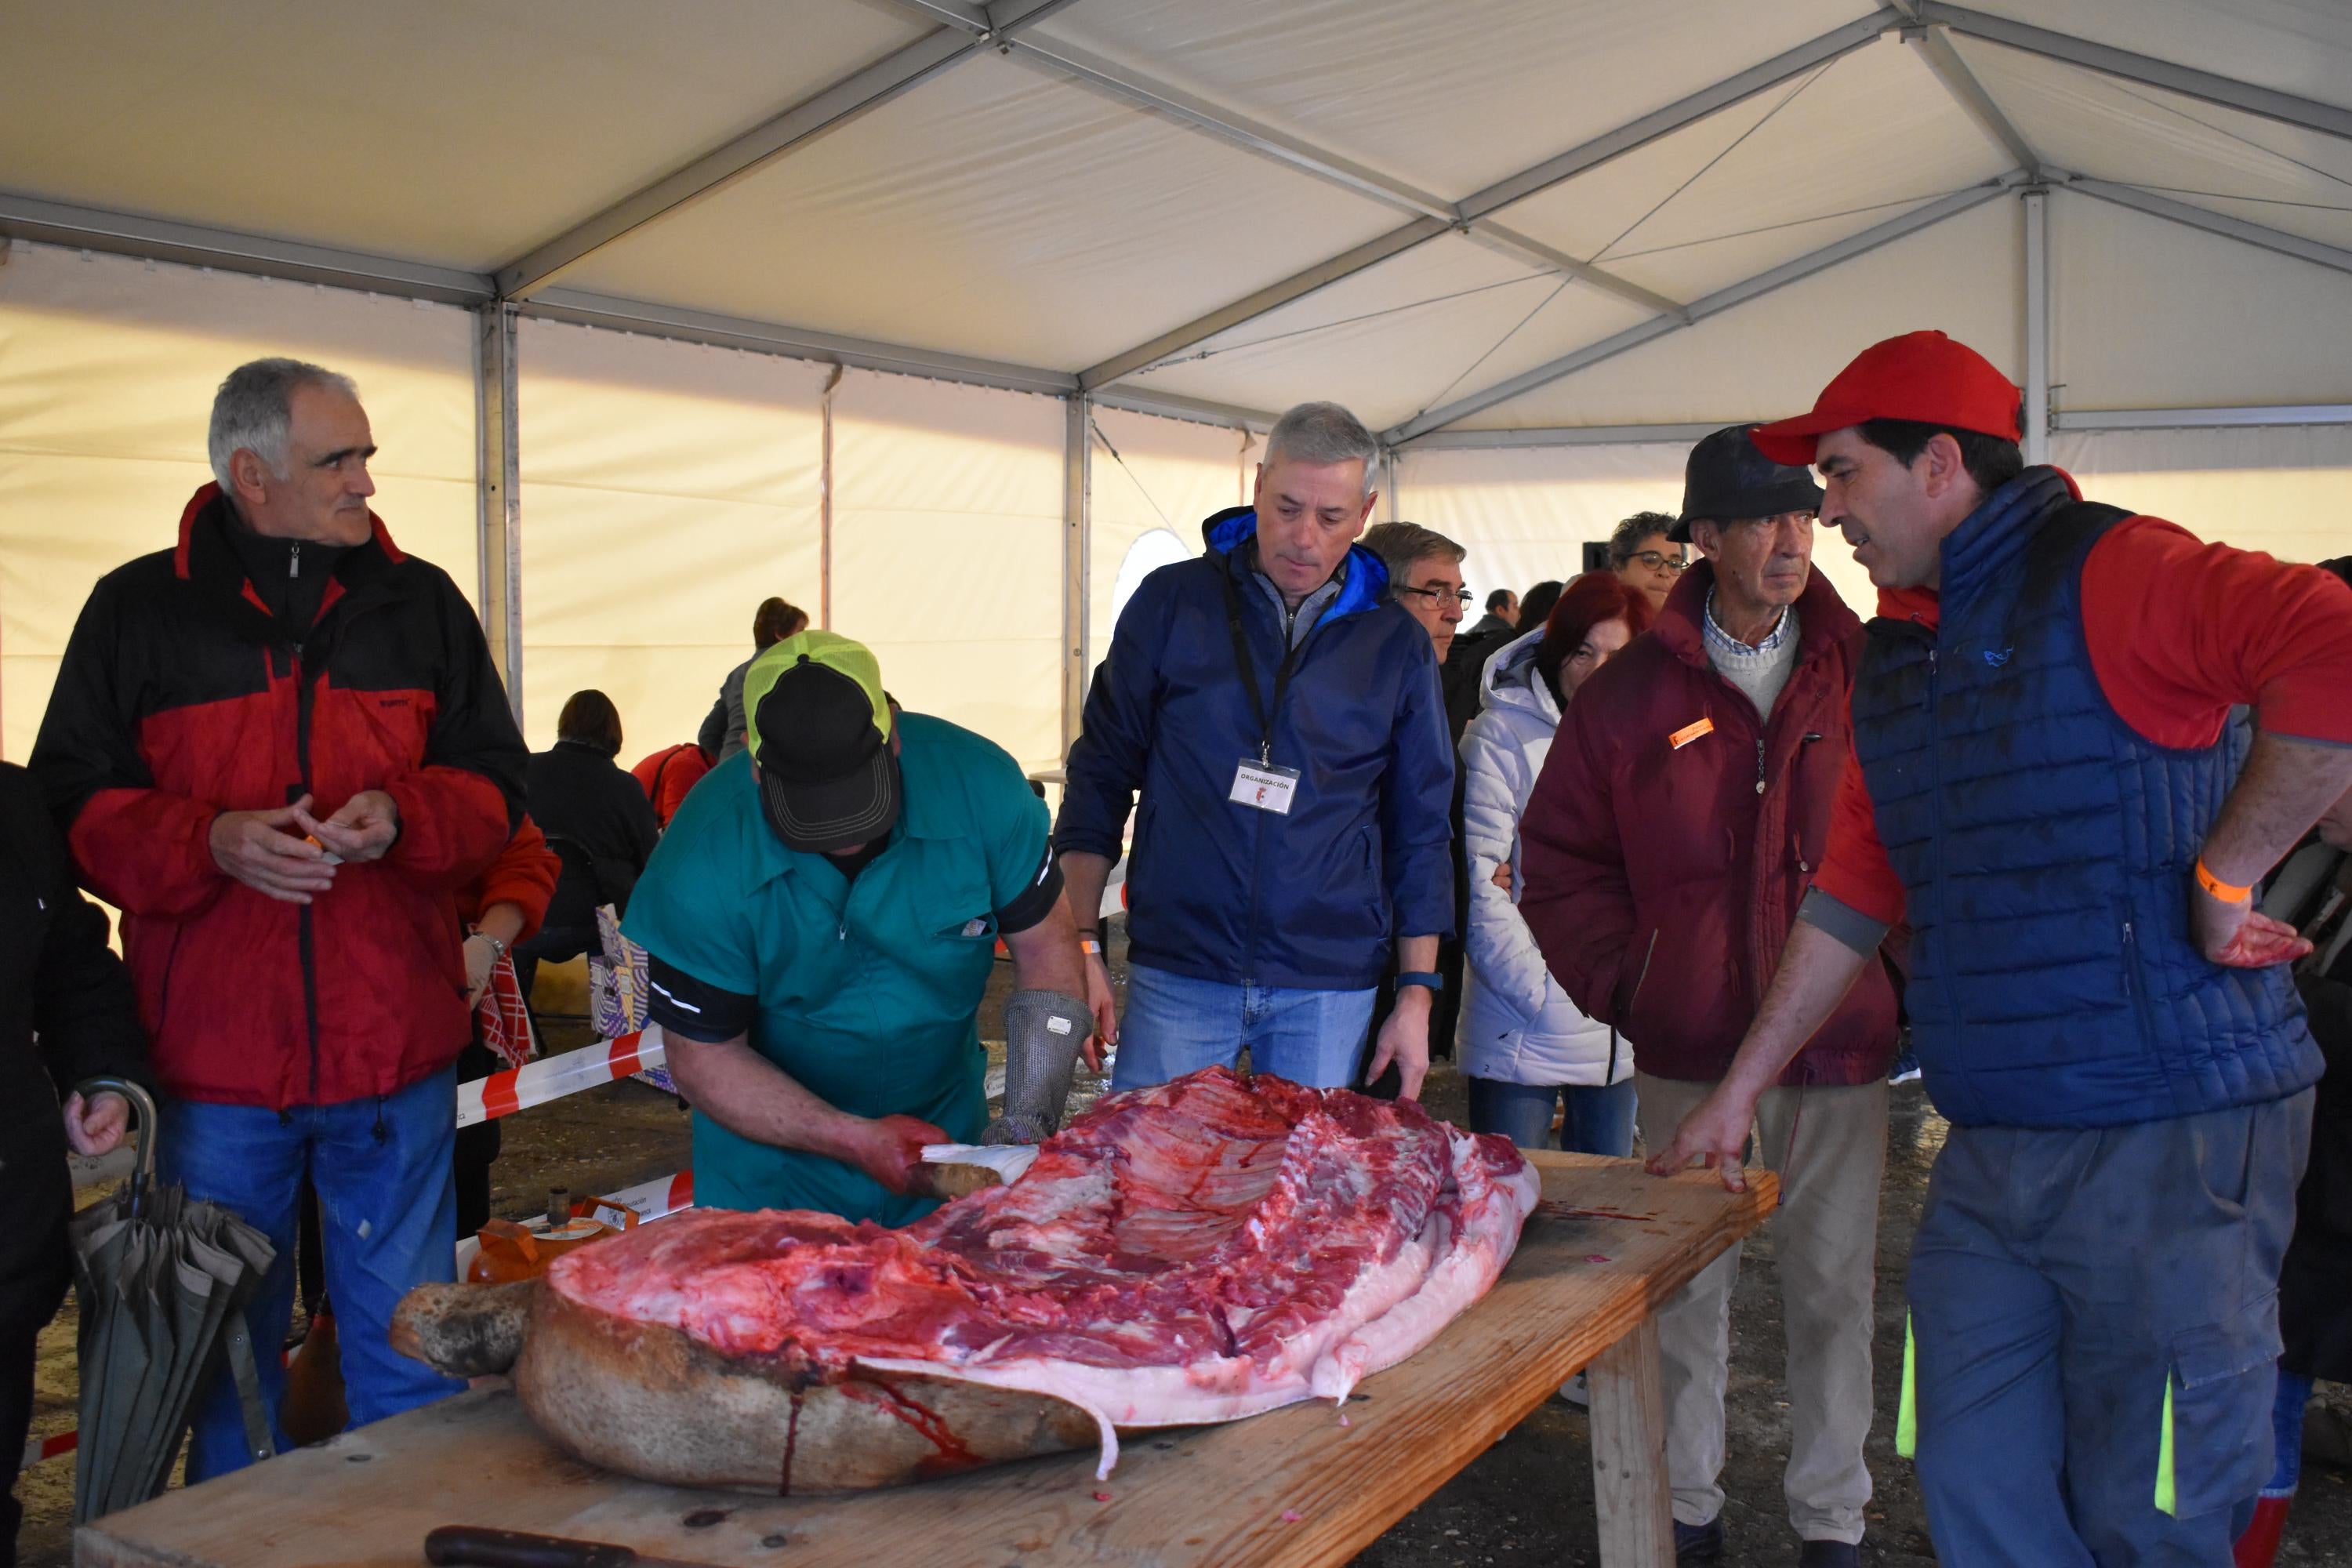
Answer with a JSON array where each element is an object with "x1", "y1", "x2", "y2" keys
[
  {"x1": 1906, "y1": 1090, "x2": 2314, "y2": 1566},
  {"x1": 1635, "y1": 1073, "x2": 1889, "y2": 1545}
]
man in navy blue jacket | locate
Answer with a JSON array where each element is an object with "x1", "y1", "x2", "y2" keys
[{"x1": 1054, "y1": 402, "x2": 1456, "y2": 1098}]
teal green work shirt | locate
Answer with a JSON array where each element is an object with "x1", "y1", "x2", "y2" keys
[{"x1": 622, "y1": 713, "x2": 1051, "y2": 1226}]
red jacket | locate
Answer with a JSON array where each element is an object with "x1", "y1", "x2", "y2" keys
[
  {"x1": 462, "y1": 816, "x2": 561, "y2": 938},
  {"x1": 630, "y1": 743, "x2": 710, "y2": 828},
  {"x1": 30, "y1": 485, "x2": 527, "y2": 1109},
  {"x1": 1519, "y1": 562, "x2": 1896, "y2": 1086}
]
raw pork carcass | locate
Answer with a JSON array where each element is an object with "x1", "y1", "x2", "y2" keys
[{"x1": 396, "y1": 1067, "x2": 1537, "y2": 1493}]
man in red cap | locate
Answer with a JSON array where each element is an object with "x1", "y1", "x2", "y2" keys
[{"x1": 1650, "y1": 330, "x2": 2352, "y2": 1565}]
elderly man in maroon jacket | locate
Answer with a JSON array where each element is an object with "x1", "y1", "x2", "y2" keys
[{"x1": 1519, "y1": 426, "x2": 1896, "y2": 1568}]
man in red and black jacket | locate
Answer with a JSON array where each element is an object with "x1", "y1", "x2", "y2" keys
[{"x1": 31, "y1": 358, "x2": 525, "y2": 1483}]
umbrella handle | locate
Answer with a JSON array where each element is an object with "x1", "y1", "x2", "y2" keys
[{"x1": 75, "y1": 1076, "x2": 158, "y2": 1218}]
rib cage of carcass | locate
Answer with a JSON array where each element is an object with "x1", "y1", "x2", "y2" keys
[{"x1": 393, "y1": 1066, "x2": 1540, "y2": 1493}]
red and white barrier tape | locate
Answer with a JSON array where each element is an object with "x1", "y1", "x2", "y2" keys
[
  {"x1": 456, "y1": 1029, "x2": 665, "y2": 1128},
  {"x1": 20, "y1": 1430, "x2": 74, "y2": 1470}
]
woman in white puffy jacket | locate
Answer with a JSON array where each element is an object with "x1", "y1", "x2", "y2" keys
[{"x1": 1457, "y1": 572, "x2": 1654, "y2": 1153}]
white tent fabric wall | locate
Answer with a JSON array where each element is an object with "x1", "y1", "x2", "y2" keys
[
  {"x1": 828, "y1": 372, "x2": 1065, "y2": 773},
  {"x1": 2053, "y1": 426, "x2": 2352, "y2": 570},
  {"x1": 0, "y1": 241, "x2": 476, "y2": 763},
  {"x1": 1396, "y1": 441, "x2": 1879, "y2": 624},
  {"x1": 515, "y1": 318, "x2": 826, "y2": 754},
  {"x1": 1084, "y1": 405, "x2": 1251, "y2": 673}
]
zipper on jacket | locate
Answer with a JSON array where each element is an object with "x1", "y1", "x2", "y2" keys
[
  {"x1": 1754, "y1": 737, "x2": 1766, "y2": 796},
  {"x1": 292, "y1": 641, "x2": 324, "y2": 1105}
]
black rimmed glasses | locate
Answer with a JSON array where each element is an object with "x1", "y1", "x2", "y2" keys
[
  {"x1": 1628, "y1": 551, "x2": 1688, "y2": 573},
  {"x1": 1398, "y1": 585, "x2": 1476, "y2": 607}
]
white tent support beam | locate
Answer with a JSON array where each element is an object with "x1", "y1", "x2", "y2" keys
[
  {"x1": 1914, "y1": 3, "x2": 2352, "y2": 145},
  {"x1": 0, "y1": 191, "x2": 493, "y2": 304},
  {"x1": 494, "y1": 0, "x2": 1084, "y2": 300},
  {"x1": 521, "y1": 289, "x2": 1080, "y2": 395},
  {"x1": 1080, "y1": 9, "x2": 1903, "y2": 390},
  {"x1": 1387, "y1": 181, "x2": 2012, "y2": 445},
  {"x1": 1407, "y1": 423, "x2": 1732, "y2": 452},
  {"x1": 1381, "y1": 448, "x2": 1400, "y2": 524},
  {"x1": 2063, "y1": 178, "x2": 2352, "y2": 279},
  {"x1": 474, "y1": 303, "x2": 524, "y2": 724},
  {"x1": 2056, "y1": 405, "x2": 2352, "y2": 432},
  {"x1": 1062, "y1": 394, "x2": 1092, "y2": 757},
  {"x1": 1404, "y1": 407, "x2": 2352, "y2": 452},
  {"x1": 2023, "y1": 186, "x2": 2050, "y2": 466},
  {"x1": 999, "y1": 34, "x2": 1682, "y2": 320},
  {"x1": 1901, "y1": 25, "x2": 2041, "y2": 169},
  {"x1": 1080, "y1": 219, "x2": 1450, "y2": 390},
  {"x1": 1092, "y1": 387, "x2": 1278, "y2": 432}
]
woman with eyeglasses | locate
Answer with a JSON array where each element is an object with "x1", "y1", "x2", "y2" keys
[
  {"x1": 1457, "y1": 573, "x2": 1655, "y2": 1156},
  {"x1": 1609, "y1": 510, "x2": 1687, "y2": 613}
]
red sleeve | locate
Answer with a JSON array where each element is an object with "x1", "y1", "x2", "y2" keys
[
  {"x1": 1809, "y1": 735, "x2": 1907, "y2": 927},
  {"x1": 66, "y1": 787, "x2": 226, "y2": 919},
  {"x1": 459, "y1": 815, "x2": 560, "y2": 940},
  {"x1": 2085, "y1": 518, "x2": 2352, "y2": 749},
  {"x1": 655, "y1": 750, "x2": 710, "y2": 826}
]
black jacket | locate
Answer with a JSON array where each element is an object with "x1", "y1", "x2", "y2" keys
[
  {"x1": 2278, "y1": 840, "x2": 2352, "y2": 1381},
  {"x1": 0, "y1": 761, "x2": 147, "y2": 1332},
  {"x1": 526, "y1": 741, "x2": 661, "y2": 929}
]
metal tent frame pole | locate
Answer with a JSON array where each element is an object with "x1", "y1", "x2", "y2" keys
[
  {"x1": 2023, "y1": 186, "x2": 2050, "y2": 467},
  {"x1": 1062, "y1": 394, "x2": 1092, "y2": 759},
  {"x1": 473, "y1": 303, "x2": 524, "y2": 725}
]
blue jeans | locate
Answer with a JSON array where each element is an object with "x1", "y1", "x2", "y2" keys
[
  {"x1": 1114, "y1": 964, "x2": 1377, "y2": 1091},
  {"x1": 160, "y1": 1065, "x2": 465, "y2": 1483},
  {"x1": 1906, "y1": 1090, "x2": 2310, "y2": 1566},
  {"x1": 1466, "y1": 1076, "x2": 1636, "y2": 1156}
]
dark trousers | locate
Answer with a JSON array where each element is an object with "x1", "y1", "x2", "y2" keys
[
  {"x1": 0, "y1": 1133, "x2": 68, "y2": 1568},
  {"x1": 1907, "y1": 1089, "x2": 2314, "y2": 1566}
]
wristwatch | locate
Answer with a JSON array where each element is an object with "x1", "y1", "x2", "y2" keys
[
  {"x1": 1395, "y1": 971, "x2": 1444, "y2": 993},
  {"x1": 470, "y1": 929, "x2": 510, "y2": 960}
]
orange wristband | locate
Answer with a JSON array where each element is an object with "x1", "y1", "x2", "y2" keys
[{"x1": 2193, "y1": 858, "x2": 2252, "y2": 902}]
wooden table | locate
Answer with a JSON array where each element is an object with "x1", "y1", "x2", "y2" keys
[{"x1": 78, "y1": 1154, "x2": 1775, "y2": 1568}]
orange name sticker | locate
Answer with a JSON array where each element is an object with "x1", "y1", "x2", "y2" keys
[{"x1": 1669, "y1": 717, "x2": 1715, "y2": 750}]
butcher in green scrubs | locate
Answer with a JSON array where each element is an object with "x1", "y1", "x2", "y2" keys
[{"x1": 625, "y1": 631, "x2": 1093, "y2": 1224}]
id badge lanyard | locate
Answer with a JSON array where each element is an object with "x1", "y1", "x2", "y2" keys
[{"x1": 1218, "y1": 571, "x2": 1306, "y2": 813}]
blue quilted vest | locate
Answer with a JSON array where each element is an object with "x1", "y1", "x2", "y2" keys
[{"x1": 1851, "y1": 469, "x2": 2318, "y2": 1129}]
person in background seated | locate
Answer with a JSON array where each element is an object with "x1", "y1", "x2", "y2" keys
[
  {"x1": 1, "y1": 762, "x2": 146, "y2": 1568},
  {"x1": 631, "y1": 740, "x2": 713, "y2": 829},
  {"x1": 1459, "y1": 573, "x2": 1653, "y2": 1157},
  {"x1": 1450, "y1": 578, "x2": 1565, "y2": 739},
  {"x1": 700, "y1": 597, "x2": 808, "y2": 763},
  {"x1": 1466, "y1": 586, "x2": 1518, "y2": 641},
  {"x1": 514, "y1": 691, "x2": 659, "y2": 997},
  {"x1": 1610, "y1": 510, "x2": 1686, "y2": 614}
]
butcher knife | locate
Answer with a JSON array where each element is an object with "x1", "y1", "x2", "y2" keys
[{"x1": 423, "y1": 1525, "x2": 710, "y2": 1568}]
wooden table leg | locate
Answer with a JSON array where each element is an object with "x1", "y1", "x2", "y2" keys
[{"x1": 1588, "y1": 1313, "x2": 1674, "y2": 1568}]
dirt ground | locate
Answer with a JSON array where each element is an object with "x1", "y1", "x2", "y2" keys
[{"x1": 20, "y1": 924, "x2": 2352, "y2": 1566}]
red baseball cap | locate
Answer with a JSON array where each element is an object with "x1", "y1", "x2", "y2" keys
[{"x1": 1750, "y1": 331, "x2": 2021, "y2": 466}]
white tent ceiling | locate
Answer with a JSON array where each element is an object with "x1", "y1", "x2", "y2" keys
[{"x1": 7, "y1": 0, "x2": 2350, "y2": 446}]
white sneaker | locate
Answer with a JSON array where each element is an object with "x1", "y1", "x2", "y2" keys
[{"x1": 1557, "y1": 1371, "x2": 1589, "y2": 1406}]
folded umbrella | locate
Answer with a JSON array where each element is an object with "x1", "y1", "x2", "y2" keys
[{"x1": 66, "y1": 1077, "x2": 278, "y2": 1523}]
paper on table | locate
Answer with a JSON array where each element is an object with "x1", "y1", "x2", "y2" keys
[{"x1": 921, "y1": 1143, "x2": 1041, "y2": 1185}]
